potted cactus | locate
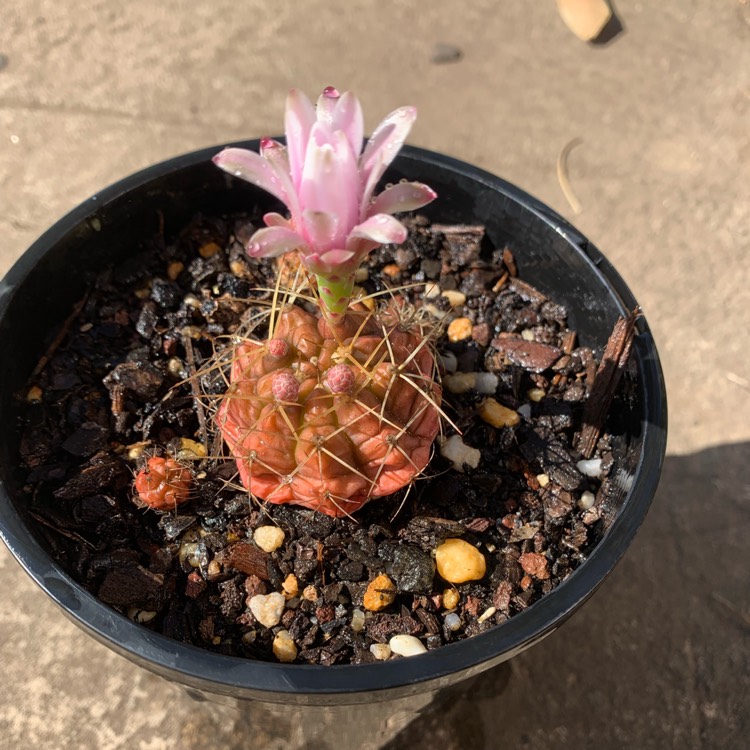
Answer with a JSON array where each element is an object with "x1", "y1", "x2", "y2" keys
[{"x1": 0, "y1": 86, "x2": 666, "y2": 704}]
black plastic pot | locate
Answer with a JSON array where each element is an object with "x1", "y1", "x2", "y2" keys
[{"x1": 0, "y1": 143, "x2": 667, "y2": 706}]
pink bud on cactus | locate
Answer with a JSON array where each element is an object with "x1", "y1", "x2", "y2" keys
[
  {"x1": 271, "y1": 371, "x2": 300, "y2": 402},
  {"x1": 325, "y1": 364, "x2": 355, "y2": 394},
  {"x1": 267, "y1": 338, "x2": 289, "y2": 358},
  {"x1": 212, "y1": 87, "x2": 437, "y2": 314}
]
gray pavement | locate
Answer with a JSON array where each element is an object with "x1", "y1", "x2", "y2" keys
[{"x1": 1, "y1": 1, "x2": 748, "y2": 748}]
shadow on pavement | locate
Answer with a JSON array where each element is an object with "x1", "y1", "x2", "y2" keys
[{"x1": 384, "y1": 442, "x2": 749, "y2": 749}]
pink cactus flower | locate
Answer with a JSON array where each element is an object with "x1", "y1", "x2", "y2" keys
[{"x1": 213, "y1": 86, "x2": 437, "y2": 313}]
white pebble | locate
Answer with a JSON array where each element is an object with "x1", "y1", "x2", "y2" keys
[
  {"x1": 424, "y1": 282, "x2": 441, "y2": 299},
  {"x1": 389, "y1": 634, "x2": 427, "y2": 657},
  {"x1": 477, "y1": 606, "x2": 497, "y2": 624},
  {"x1": 423, "y1": 303, "x2": 449, "y2": 319},
  {"x1": 521, "y1": 329, "x2": 536, "y2": 341},
  {"x1": 351, "y1": 608, "x2": 366, "y2": 632},
  {"x1": 439, "y1": 435, "x2": 481, "y2": 472},
  {"x1": 442, "y1": 289, "x2": 467, "y2": 307},
  {"x1": 578, "y1": 490, "x2": 596, "y2": 510},
  {"x1": 517, "y1": 403, "x2": 532, "y2": 420},
  {"x1": 249, "y1": 592, "x2": 285, "y2": 628},
  {"x1": 474, "y1": 372, "x2": 499, "y2": 394},
  {"x1": 254, "y1": 525, "x2": 285, "y2": 552},
  {"x1": 577, "y1": 458, "x2": 603, "y2": 478},
  {"x1": 444, "y1": 612, "x2": 461, "y2": 631},
  {"x1": 369, "y1": 643, "x2": 392, "y2": 660}
]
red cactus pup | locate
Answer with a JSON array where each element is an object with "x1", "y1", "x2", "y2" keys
[
  {"x1": 134, "y1": 456, "x2": 192, "y2": 511},
  {"x1": 213, "y1": 87, "x2": 442, "y2": 517}
]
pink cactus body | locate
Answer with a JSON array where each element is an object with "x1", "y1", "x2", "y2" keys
[
  {"x1": 212, "y1": 87, "x2": 437, "y2": 315},
  {"x1": 217, "y1": 304, "x2": 441, "y2": 517}
]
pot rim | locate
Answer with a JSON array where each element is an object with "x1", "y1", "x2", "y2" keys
[{"x1": 0, "y1": 143, "x2": 667, "y2": 700}]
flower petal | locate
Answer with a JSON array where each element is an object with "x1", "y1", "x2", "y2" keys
[
  {"x1": 260, "y1": 138, "x2": 300, "y2": 218},
  {"x1": 316, "y1": 86, "x2": 340, "y2": 126},
  {"x1": 348, "y1": 214, "x2": 408, "y2": 247},
  {"x1": 317, "y1": 248, "x2": 356, "y2": 268},
  {"x1": 360, "y1": 105, "x2": 417, "y2": 197},
  {"x1": 263, "y1": 212, "x2": 290, "y2": 227},
  {"x1": 332, "y1": 91, "x2": 364, "y2": 158},
  {"x1": 246, "y1": 226, "x2": 305, "y2": 258},
  {"x1": 367, "y1": 181, "x2": 437, "y2": 217},
  {"x1": 285, "y1": 88, "x2": 316, "y2": 189},
  {"x1": 213, "y1": 148, "x2": 290, "y2": 207},
  {"x1": 300, "y1": 127, "x2": 360, "y2": 243},
  {"x1": 301, "y1": 209, "x2": 339, "y2": 252}
]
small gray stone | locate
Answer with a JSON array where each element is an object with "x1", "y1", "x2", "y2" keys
[{"x1": 392, "y1": 544, "x2": 436, "y2": 593}]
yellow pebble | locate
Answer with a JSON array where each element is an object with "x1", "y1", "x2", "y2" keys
[
  {"x1": 167, "y1": 357, "x2": 186, "y2": 379},
  {"x1": 424, "y1": 282, "x2": 441, "y2": 299},
  {"x1": 442, "y1": 290, "x2": 467, "y2": 308},
  {"x1": 527, "y1": 387, "x2": 546, "y2": 402},
  {"x1": 26, "y1": 385, "x2": 43, "y2": 403},
  {"x1": 207, "y1": 560, "x2": 222, "y2": 580},
  {"x1": 447, "y1": 317, "x2": 473, "y2": 343},
  {"x1": 435, "y1": 538, "x2": 487, "y2": 584},
  {"x1": 442, "y1": 588, "x2": 460, "y2": 610},
  {"x1": 382, "y1": 263, "x2": 401, "y2": 279},
  {"x1": 302, "y1": 585, "x2": 318, "y2": 602},
  {"x1": 178, "y1": 438, "x2": 207, "y2": 459},
  {"x1": 253, "y1": 525, "x2": 286, "y2": 553},
  {"x1": 478, "y1": 398, "x2": 520, "y2": 428},
  {"x1": 282, "y1": 573, "x2": 299, "y2": 599},
  {"x1": 272, "y1": 629, "x2": 298, "y2": 663},
  {"x1": 363, "y1": 573, "x2": 397, "y2": 612},
  {"x1": 229, "y1": 259, "x2": 249, "y2": 277},
  {"x1": 167, "y1": 261, "x2": 184, "y2": 280},
  {"x1": 126, "y1": 441, "x2": 150, "y2": 461},
  {"x1": 199, "y1": 241, "x2": 222, "y2": 259}
]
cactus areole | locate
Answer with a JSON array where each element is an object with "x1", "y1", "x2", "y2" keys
[{"x1": 213, "y1": 88, "x2": 442, "y2": 517}]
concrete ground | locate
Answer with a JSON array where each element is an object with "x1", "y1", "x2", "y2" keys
[{"x1": 1, "y1": 1, "x2": 748, "y2": 747}]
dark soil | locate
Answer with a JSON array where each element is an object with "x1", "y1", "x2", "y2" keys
[{"x1": 18, "y1": 211, "x2": 637, "y2": 665}]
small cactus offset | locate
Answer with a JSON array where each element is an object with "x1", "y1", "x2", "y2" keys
[{"x1": 211, "y1": 87, "x2": 442, "y2": 517}]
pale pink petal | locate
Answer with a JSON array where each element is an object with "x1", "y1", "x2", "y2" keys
[
  {"x1": 300, "y1": 127, "x2": 359, "y2": 244},
  {"x1": 315, "y1": 86, "x2": 340, "y2": 126},
  {"x1": 260, "y1": 137, "x2": 300, "y2": 219},
  {"x1": 360, "y1": 105, "x2": 417, "y2": 187},
  {"x1": 332, "y1": 91, "x2": 364, "y2": 158},
  {"x1": 317, "y1": 249, "x2": 356, "y2": 267},
  {"x1": 301, "y1": 209, "x2": 338, "y2": 252},
  {"x1": 263, "y1": 212, "x2": 290, "y2": 227},
  {"x1": 246, "y1": 226, "x2": 305, "y2": 258},
  {"x1": 347, "y1": 214, "x2": 408, "y2": 247},
  {"x1": 367, "y1": 181, "x2": 437, "y2": 217},
  {"x1": 213, "y1": 148, "x2": 290, "y2": 207},
  {"x1": 284, "y1": 89, "x2": 316, "y2": 189}
]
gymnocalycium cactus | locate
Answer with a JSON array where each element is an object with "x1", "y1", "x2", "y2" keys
[{"x1": 212, "y1": 87, "x2": 442, "y2": 517}]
